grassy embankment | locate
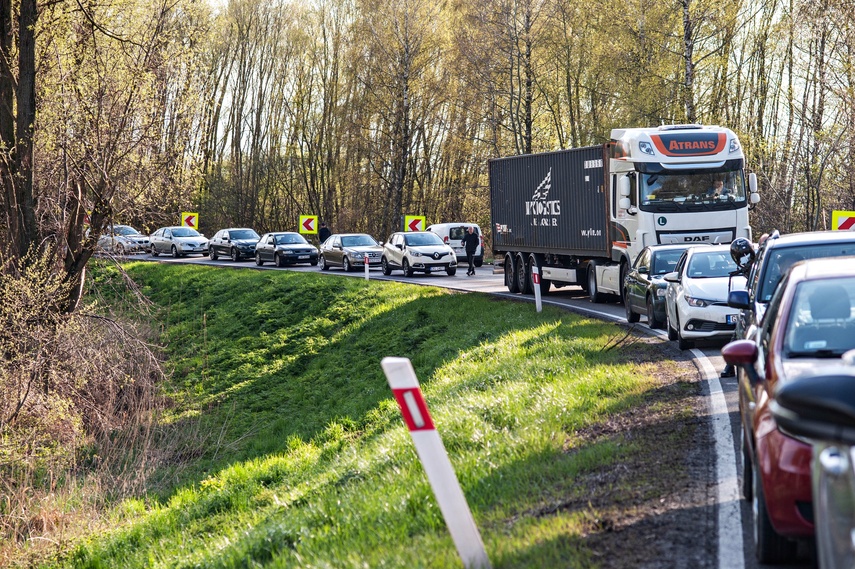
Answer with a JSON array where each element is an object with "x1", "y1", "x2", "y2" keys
[{"x1": 52, "y1": 262, "x2": 697, "y2": 568}]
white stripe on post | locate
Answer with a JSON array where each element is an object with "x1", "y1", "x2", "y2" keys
[
  {"x1": 532, "y1": 265, "x2": 542, "y2": 312},
  {"x1": 365, "y1": 254, "x2": 370, "y2": 280},
  {"x1": 381, "y1": 357, "x2": 491, "y2": 569}
]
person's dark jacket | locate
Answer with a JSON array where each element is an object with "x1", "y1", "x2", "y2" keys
[
  {"x1": 318, "y1": 226, "x2": 331, "y2": 243},
  {"x1": 461, "y1": 230, "x2": 479, "y2": 253}
]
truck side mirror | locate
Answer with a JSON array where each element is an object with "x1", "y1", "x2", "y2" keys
[
  {"x1": 748, "y1": 172, "x2": 758, "y2": 194},
  {"x1": 618, "y1": 176, "x2": 631, "y2": 197},
  {"x1": 619, "y1": 197, "x2": 632, "y2": 210}
]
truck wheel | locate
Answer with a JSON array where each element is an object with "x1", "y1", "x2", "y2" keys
[
  {"x1": 588, "y1": 266, "x2": 605, "y2": 303},
  {"x1": 505, "y1": 254, "x2": 519, "y2": 293},
  {"x1": 516, "y1": 253, "x2": 531, "y2": 294}
]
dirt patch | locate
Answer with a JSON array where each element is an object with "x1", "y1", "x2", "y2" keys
[{"x1": 569, "y1": 333, "x2": 718, "y2": 568}]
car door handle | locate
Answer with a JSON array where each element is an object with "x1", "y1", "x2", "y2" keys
[{"x1": 819, "y1": 446, "x2": 848, "y2": 477}]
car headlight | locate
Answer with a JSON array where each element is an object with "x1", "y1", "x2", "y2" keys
[
  {"x1": 684, "y1": 295, "x2": 711, "y2": 308},
  {"x1": 410, "y1": 251, "x2": 422, "y2": 257},
  {"x1": 655, "y1": 288, "x2": 666, "y2": 298}
]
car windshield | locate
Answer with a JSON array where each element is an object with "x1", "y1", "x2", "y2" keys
[
  {"x1": 113, "y1": 225, "x2": 140, "y2": 236},
  {"x1": 231, "y1": 229, "x2": 259, "y2": 240},
  {"x1": 758, "y1": 242, "x2": 855, "y2": 302},
  {"x1": 686, "y1": 250, "x2": 737, "y2": 278},
  {"x1": 405, "y1": 233, "x2": 444, "y2": 246},
  {"x1": 784, "y1": 277, "x2": 855, "y2": 358},
  {"x1": 341, "y1": 235, "x2": 378, "y2": 247},
  {"x1": 652, "y1": 250, "x2": 685, "y2": 275},
  {"x1": 276, "y1": 234, "x2": 308, "y2": 245},
  {"x1": 172, "y1": 228, "x2": 200, "y2": 237}
]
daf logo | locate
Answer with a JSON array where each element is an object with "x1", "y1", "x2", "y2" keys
[
  {"x1": 684, "y1": 236, "x2": 710, "y2": 242},
  {"x1": 657, "y1": 216, "x2": 667, "y2": 226}
]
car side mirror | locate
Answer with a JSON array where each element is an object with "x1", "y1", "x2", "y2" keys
[
  {"x1": 638, "y1": 266, "x2": 648, "y2": 274},
  {"x1": 727, "y1": 290, "x2": 751, "y2": 309},
  {"x1": 771, "y1": 372, "x2": 855, "y2": 445},
  {"x1": 721, "y1": 340, "x2": 762, "y2": 386},
  {"x1": 663, "y1": 271, "x2": 679, "y2": 283}
]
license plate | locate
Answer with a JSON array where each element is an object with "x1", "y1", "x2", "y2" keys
[
  {"x1": 726, "y1": 314, "x2": 736, "y2": 325},
  {"x1": 298, "y1": 255, "x2": 309, "y2": 259}
]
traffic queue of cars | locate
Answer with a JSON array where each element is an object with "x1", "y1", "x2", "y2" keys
[{"x1": 622, "y1": 230, "x2": 855, "y2": 567}]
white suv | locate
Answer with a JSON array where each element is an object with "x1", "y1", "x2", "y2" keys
[
  {"x1": 381, "y1": 231, "x2": 457, "y2": 276},
  {"x1": 426, "y1": 222, "x2": 484, "y2": 267}
]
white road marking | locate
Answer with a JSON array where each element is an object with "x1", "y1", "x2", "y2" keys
[{"x1": 693, "y1": 349, "x2": 744, "y2": 569}]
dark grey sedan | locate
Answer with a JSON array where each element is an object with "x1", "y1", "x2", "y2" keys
[
  {"x1": 623, "y1": 243, "x2": 693, "y2": 328},
  {"x1": 208, "y1": 228, "x2": 260, "y2": 262},
  {"x1": 319, "y1": 233, "x2": 383, "y2": 271},
  {"x1": 255, "y1": 232, "x2": 319, "y2": 267}
]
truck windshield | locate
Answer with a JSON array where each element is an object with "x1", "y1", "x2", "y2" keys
[{"x1": 640, "y1": 169, "x2": 746, "y2": 212}]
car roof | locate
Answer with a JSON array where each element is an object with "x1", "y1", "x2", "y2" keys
[
  {"x1": 221, "y1": 227, "x2": 256, "y2": 231},
  {"x1": 685, "y1": 243, "x2": 730, "y2": 254},
  {"x1": 786, "y1": 255, "x2": 855, "y2": 282},
  {"x1": 646, "y1": 243, "x2": 695, "y2": 251},
  {"x1": 764, "y1": 230, "x2": 855, "y2": 249},
  {"x1": 333, "y1": 233, "x2": 374, "y2": 237}
]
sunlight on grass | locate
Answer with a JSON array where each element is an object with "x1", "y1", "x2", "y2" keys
[{"x1": 49, "y1": 263, "x2": 695, "y2": 569}]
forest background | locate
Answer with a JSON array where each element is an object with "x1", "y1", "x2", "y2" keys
[{"x1": 2, "y1": 0, "x2": 855, "y2": 562}]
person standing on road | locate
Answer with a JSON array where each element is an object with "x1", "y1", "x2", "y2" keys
[
  {"x1": 461, "y1": 226, "x2": 480, "y2": 277},
  {"x1": 318, "y1": 222, "x2": 331, "y2": 244}
]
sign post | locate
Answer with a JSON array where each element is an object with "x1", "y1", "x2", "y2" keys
[
  {"x1": 380, "y1": 357, "x2": 491, "y2": 569},
  {"x1": 364, "y1": 253, "x2": 370, "y2": 280},
  {"x1": 532, "y1": 266, "x2": 542, "y2": 312}
]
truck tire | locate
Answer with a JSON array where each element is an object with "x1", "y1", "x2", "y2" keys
[
  {"x1": 516, "y1": 253, "x2": 532, "y2": 294},
  {"x1": 528, "y1": 253, "x2": 550, "y2": 296},
  {"x1": 588, "y1": 265, "x2": 605, "y2": 303},
  {"x1": 505, "y1": 253, "x2": 519, "y2": 293}
]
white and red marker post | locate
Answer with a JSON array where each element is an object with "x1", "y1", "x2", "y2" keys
[
  {"x1": 365, "y1": 253, "x2": 370, "y2": 280},
  {"x1": 532, "y1": 266, "x2": 543, "y2": 312},
  {"x1": 380, "y1": 357, "x2": 491, "y2": 569}
]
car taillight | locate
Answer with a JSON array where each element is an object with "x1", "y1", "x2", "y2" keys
[
  {"x1": 479, "y1": 235, "x2": 485, "y2": 248},
  {"x1": 443, "y1": 236, "x2": 448, "y2": 243}
]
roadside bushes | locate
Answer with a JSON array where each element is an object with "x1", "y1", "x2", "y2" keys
[{"x1": 0, "y1": 251, "x2": 166, "y2": 564}]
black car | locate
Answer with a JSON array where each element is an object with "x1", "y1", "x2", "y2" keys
[
  {"x1": 208, "y1": 228, "x2": 260, "y2": 262},
  {"x1": 728, "y1": 230, "x2": 855, "y2": 346},
  {"x1": 623, "y1": 244, "x2": 693, "y2": 328},
  {"x1": 255, "y1": 232, "x2": 319, "y2": 267}
]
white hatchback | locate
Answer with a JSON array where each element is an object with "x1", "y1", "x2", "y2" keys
[
  {"x1": 664, "y1": 244, "x2": 746, "y2": 350},
  {"x1": 381, "y1": 231, "x2": 457, "y2": 276}
]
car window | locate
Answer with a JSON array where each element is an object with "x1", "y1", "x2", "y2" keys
[
  {"x1": 276, "y1": 234, "x2": 308, "y2": 245},
  {"x1": 757, "y1": 242, "x2": 855, "y2": 302},
  {"x1": 172, "y1": 228, "x2": 200, "y2": 237},
  {"x1": 114, "y1": 225, "x2": 139, "y2": 236},
  {"x1": 674, "y1": 252, "x2": 688, "y2": 277},
  {"x1": 784, "y1": 277, "x2": 855, "y2": 357},
  {"x1": 686, "y1": 251, "x2": 736, "y2": 278},
  {"x1": 652, "y1": 249, "x2": 685, "y2": 275},
  {"x1": 405, "y1": 232, "x2": 444, "y2": 246},
  {"x1": 231, "y1": 229, "x2": 259, "y2": 240},
  {"x1": 342, "y1": 235, "x2": 377, "y2": 247},
  {"x1": 634, "y1": 248, "x2": 650, "y2": 270}
]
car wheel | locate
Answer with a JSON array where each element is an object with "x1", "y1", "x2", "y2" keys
[
  {"x1": 381, "y1": 256, "x2": 392, "y2": 275},
  {"x1": 403, "y1": 258, "x2": 414, "y2": 277},
  {"x1": 505, "y1": 253, "x2": 519, "y2": 293},
  {"x1": 171, "y1": 245, "x2": 179, "y2": 258},
  {"x1": 255, "y1": 252, "x2": 264, "y2": 266},
  {"x1": 231, "y1": 248, "x2": 240, "y2": 262},
  {"x1": 647, "y1": 295, "x2": 664, "y2": 329},
  {"x1": 474, "y1": 257, "x2": 483, "y2": 268},
  {"x1": 319, "y1": 255, "x2": 329, "y2": 271},
  {"x1": 446, "y1": 266, "x2": 456, "y2": 276},
  {"x1": 667, "y1": 312, "x2": 678, "y2": 341},
  {"x1": 310, "y1": 258, "x2": 318, "y2": 266},
  {"x1": 619, "y1": 262, "x2": 628, "y2": 305},
  {"x1": 116, "y1": 243, "x2": 125, "y2": 256},
  {"x1": 741, "y1": 429, "x2": 753, "y2": 501},
  {"x1": 275, "y1": 253, "x2": 286, "y2": 268},
  {"x1": 625, "y1": 289, "x2": 640, "y2": 322},
  {"x1": 151, "y1": 245, "x2": 159, "y2": 257},
  {"x1": 343, "y1": 257, "x2": 352, "y2": 272},
  {"x1": 209, "y1": 247, "x2": 219, "y2": 261},
  {"x1": 588, "y1": 265, "x2": 605, "y2": 303},
  {"x1": 676, "y1": 316, "x2": 694, "y2": 350},
  {"x1": 752, "y1": 461, "x2": 797, "y2": 563}
]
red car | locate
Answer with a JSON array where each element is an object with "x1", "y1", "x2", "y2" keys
[{"x1": 723, "y1": 256, "x2": 855, "y2": 564}]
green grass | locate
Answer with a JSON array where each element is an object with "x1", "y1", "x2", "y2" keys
[{"x1": 54, "y1": 262, "x2": 689, "y2": 568}]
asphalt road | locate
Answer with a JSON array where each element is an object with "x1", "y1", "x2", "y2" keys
[{"x1": 127, "y1": 253, "x2": 814, "y2": 569}]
